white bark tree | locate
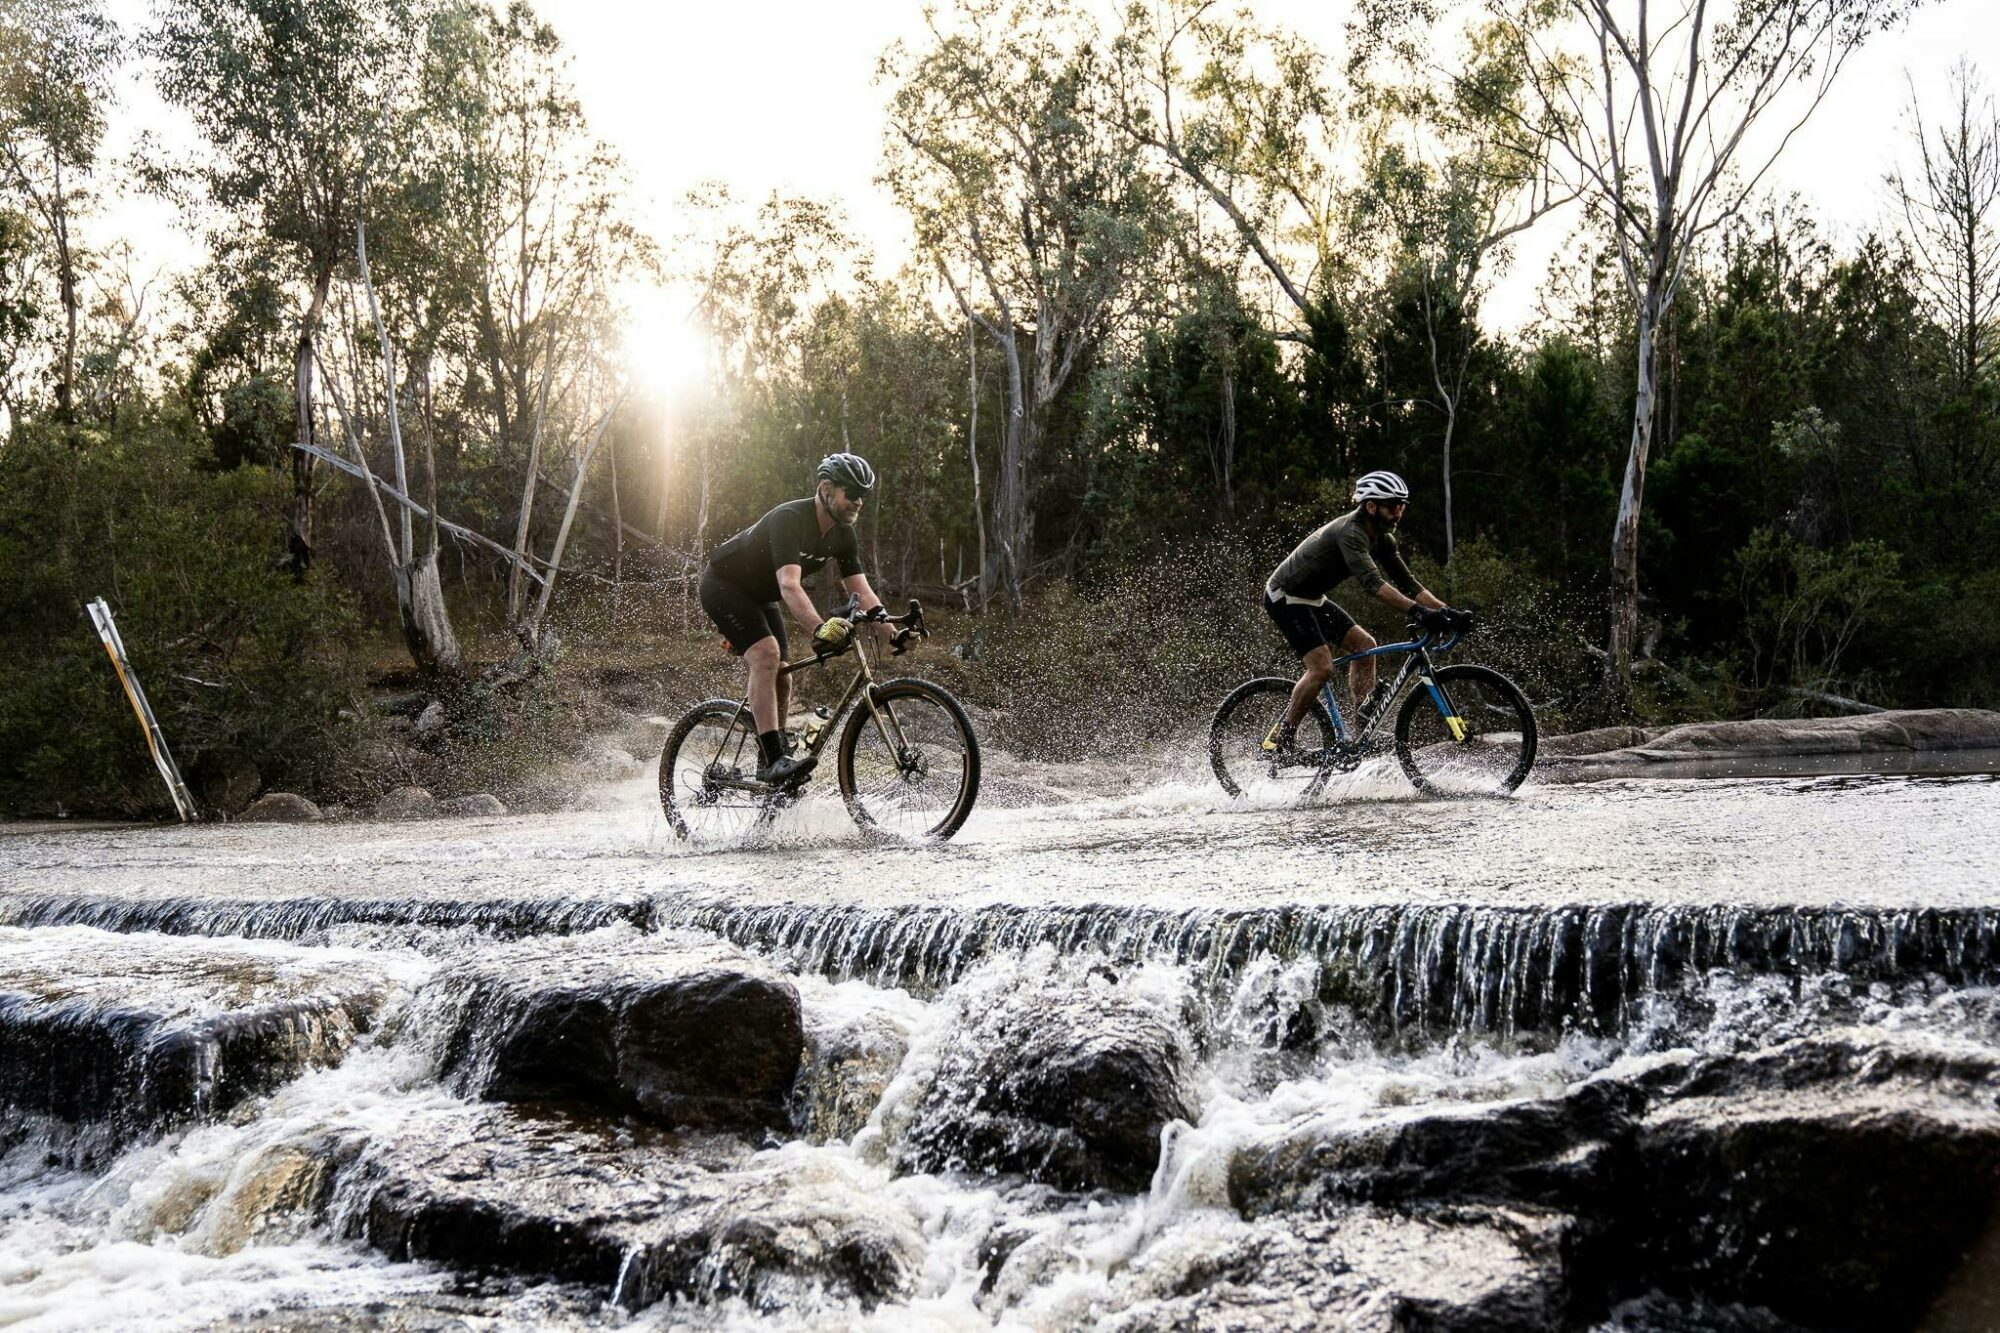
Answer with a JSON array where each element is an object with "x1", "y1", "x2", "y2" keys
[{"x1": 1482, "y1": 0, "x2": 1924, "y2": 681}]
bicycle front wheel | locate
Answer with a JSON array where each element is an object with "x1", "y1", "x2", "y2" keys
[
  {"x1": 660, "y1": 699, "x2": 771, "y2": 843},
  {"x1": 1210, "y1": 677, "x2": 1337, "y2": 802},
  {"x1": 1394, "y1": 664, "x2": 1537, "y2": 796},
  {"x1": 837, "y1": 678, "x2": 981, "y2": 840}
]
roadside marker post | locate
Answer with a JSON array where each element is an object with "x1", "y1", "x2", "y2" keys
[{"x1": 85, "y1": 597, "x2": 199, "y2": 823}]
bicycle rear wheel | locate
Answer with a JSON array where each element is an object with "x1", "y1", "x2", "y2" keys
[
  {"x1": 660, "y1": 699, "x2": 771, "y2": 843},
  {"x1": 837, "y1": 679, "x2": 980, "y2": 840},
  {"x1": 1393, "y1": 664, "x2": 1537, "y2": 796},
  {"x1": 1210, "y1": 677, "x2": 1337, "y2": 802}
]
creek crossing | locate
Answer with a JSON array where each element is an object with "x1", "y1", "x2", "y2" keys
[{"x1": 2, "y1": 766, "x2": 1998, "y2": 1329}]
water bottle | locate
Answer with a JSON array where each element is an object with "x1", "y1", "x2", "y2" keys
[{"x1": 801, "y1": 706, "x2": 831, "y2": 748}]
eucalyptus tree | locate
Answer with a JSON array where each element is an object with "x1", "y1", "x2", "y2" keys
[
  {"x1": 1461, "y1": 0, "x2": 1927, "y2": 681},
  {"x1": 150, "y1": 0, "x2": 418, "y2": 571},
  {"x1": 1349, "y1": 20, "x2": 1570, "y2": 558},
  {"x1": 1888, "y1": 61, "x2": 2000, "y2": 407},
  {"x1": 0, "y1": 0, "x2": 119, "y2": 425},
  {"x1": 423, "y1": 1, "x2": 650, "y2": 624},
  {"x1": 885, "y1": 0, "x2": 1166, "y2": 610},
  {"x1": 1111, "y1": 1, "x2": 1363, "y2": 391}
]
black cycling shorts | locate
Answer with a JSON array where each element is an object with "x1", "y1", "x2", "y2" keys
[
  {"x1": 1264, "y1": 591, "x2": 1357, "y2": 657},
  {"x1": 699, "y1": 565, "x2": 788, "y2": 658}
]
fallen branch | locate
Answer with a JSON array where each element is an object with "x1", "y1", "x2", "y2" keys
[
  {"x1": 1789, "y1": 687, "x2": 1883, "y2": 715},
  {"x1": 290, "y1": 442, "x2": 545, "y2": 585}
]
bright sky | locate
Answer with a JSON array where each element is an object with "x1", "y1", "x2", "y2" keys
[{"x1": 94, "y1": 0, "x2": 2000, "y2": 335}]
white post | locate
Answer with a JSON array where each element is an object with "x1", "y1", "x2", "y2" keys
[{"x1": 86, "y1": 598, "x2": 198, "y2": 822}]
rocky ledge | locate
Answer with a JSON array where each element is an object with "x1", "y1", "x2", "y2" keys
[
  {"x1": 0, "y1": 926, "x2": 408, "y2": 1156},
  {"x1": 1227, "y1": 1030, "x2": 2000, "y2": 1328},
  {"x1": 332, "y1": 1101, "x2": 923, "y2": 1312},
  {"x1": 1541, "y1": 707, "x2": 2000, "y2": 779}
]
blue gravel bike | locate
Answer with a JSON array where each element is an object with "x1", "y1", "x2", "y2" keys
[{"x1": 1210, "y1": 611, "x2": 1536, "y2": 800}]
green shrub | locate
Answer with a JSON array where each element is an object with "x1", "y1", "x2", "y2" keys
[{"x1": 0, "y1": 421, "x2": 374, "y2": 816}]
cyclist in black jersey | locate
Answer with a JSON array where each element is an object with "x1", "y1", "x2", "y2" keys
[
  {"x1": 1262, "y1": 470, "x2": 1464, "y2": 753},
  {"x1": 699, "y1": 452, "x2": 886, "y2": 784}
]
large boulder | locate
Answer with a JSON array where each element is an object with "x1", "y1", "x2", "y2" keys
[
  {"x1": 898, "y1": 981, "x2": 1200, "y2": 1192},
  {"x1": 236, "y1": 792, "x2": 322, "y2": 823},
  {"x1": 429, "y1": 933, "x2": 804, "y2": 1132},
  {"x1": 1619, "y1": 1036, "x2": 2000, "y2": 1329},
  {"x1": 438, "y1": 793, "x2": 507, "y2": 818},
  {"x1": 370, "y1": 785, "x2": 438, "y2": 821},
  {"x1": 1219, "y1": 1033, "x2": 2000, "y2": 1330},
  {"x1": 337, "y1": 1101, "x2": 923, "y2": 1312}
]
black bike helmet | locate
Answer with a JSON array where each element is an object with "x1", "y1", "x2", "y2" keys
[{"x1": 816, "y1": 452, "x2": 876, "y2": 499}]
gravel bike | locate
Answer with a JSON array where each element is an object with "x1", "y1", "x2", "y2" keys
[
  {"x1": 660, "y1": 598, "x2": 981, "y2": 843},
  {"x1": 1210, "y1": 610, "x2": 1536, "y2": 801}
]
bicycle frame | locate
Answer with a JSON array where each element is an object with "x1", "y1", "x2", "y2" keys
[
  {"x1": 697, "y1": 613, "x2": 921, "y2": 795},
  {"x1": 1315, "y1": 625, "x2": 1468, "y2": 745}
]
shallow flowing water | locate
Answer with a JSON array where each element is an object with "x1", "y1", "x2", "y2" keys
[{"x1": 2, "y1": 766, "x2": 1998, "y2": 1330}]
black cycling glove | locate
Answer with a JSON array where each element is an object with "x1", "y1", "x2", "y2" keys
[{"x1": 1414, "y1": 605, "x2": 1456, "y2": 632}]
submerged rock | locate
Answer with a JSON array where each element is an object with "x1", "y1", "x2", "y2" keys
[
  {"x1": 336, "y1": 1102, "x2": 922, "y2": 1312},
  {"x1": 429, "y1": 933, "x2": 803, "y2": 1132},
  {"x1": 900, "y1": 982, "x2": 1199, "y2": 1192},
  {"x1": 0, "y1": 926, "x2": 404, "y2": 1155},
  {"x1": 237, "y1": 792, "x2": 322, "y2": 823}
]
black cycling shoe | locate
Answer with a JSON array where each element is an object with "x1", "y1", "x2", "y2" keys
[{"x1": 756, "y1": 752, "x2": 817, "y2": 787}]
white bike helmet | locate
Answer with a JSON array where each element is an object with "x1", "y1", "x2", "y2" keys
[{"x1": 1352, "y1": 470, "x2": 1409, "y2": 504}]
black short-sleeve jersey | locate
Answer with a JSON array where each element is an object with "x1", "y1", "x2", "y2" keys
[{"x1": 706, "y1": 497, "x2": 866, "y2": 603}]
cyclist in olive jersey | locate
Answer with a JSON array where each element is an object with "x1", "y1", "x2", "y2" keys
[
  {"x1": 1261, "y1": 470, "x2": 1465, "y2": 754},
  {"x1": 699, "y1": 453, "x2": 885, "y2": 785}
]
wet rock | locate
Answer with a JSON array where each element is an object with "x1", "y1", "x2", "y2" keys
[
  {"x1": 1096, "y1": 1205, "x2": 1573, "y2": 1333},
  {"x1": 900, "y1": 983, "x2": 1199, "y2": 1191},
  {"x1": 438, "y1": 793, "x2": 506, "y2": 818},
  {"x1": 1538, "y1": 725, "x2": 1660, "y2": 757},
  {"x1": 337, "y1": 1102, "x2": 922, "y2": 1312},
  {"x1": 371, "y1": 785, "x2": 438, "y2": 821},
  {"x1": 1620, "y1": 1035, "x2": 2000, "y2": 1330},
  {"x1": 794, "y1": 982, "x2": 925, "y2": 1143},
  {"x1": 1227, "y1": 1071, "x2": 1648, "y2": 1219},
  {"x1": 237, "y1": 792, "x2": 322, "y2": 823},
  {"x1": 412, "y1": 701, "x2": 447, "y2": 736},
  {"x1": 0, "y1": 926, "x2": 404, "y2": 1154},
  {"x1": 431, "y1": 933, "x2": 803, "y2": 1132}
]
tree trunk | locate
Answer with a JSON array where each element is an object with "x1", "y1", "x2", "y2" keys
[
  {"x1": 1608, "y1": 285, "x2": 1663, "y2": 681},
  {"x1": 1220, "y1": 362, "x2": 1237, "y2": 522},
  {"x1": 1441, "y1": 404, "x2": 1457, "y2": 562},
  {"x1": 968, "y1": 314, "x2": 989, "y2": 610},
  {"x1": 359, "y1": 217, "x2": 461, "y2": 677},
  {"x1": 288, "y1": 266, "x2": 333, "y2": 575},
  {"x1": 506, "y1": 335, "x2": 561, "y2": 623},
  {"x1": 52, "y1": 156, "x2": 76, "y2": 427},
  {"x1": 993, "y1": 330, "x2": 1031, "y2": 612}
]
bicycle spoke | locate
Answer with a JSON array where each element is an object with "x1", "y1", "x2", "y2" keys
[
  {"x1": 842, "y1": 689, "x2": 974, "y2": 838},
  {"x1": 1211, "y1": 679, "x2": 1336, "y2": 803},
  {"x1": 663, "y1": 704, "x2": 770, "y2": 843},
  {"x1": 1396, "y1": 668, "x2": 1535, "y2": 797}
]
